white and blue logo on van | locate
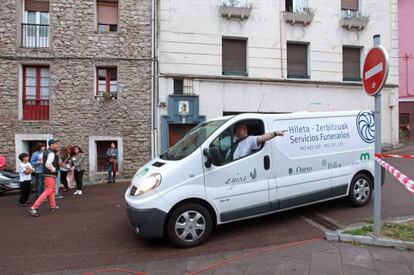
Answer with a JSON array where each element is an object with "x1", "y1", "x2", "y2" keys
[{"x1": 356, "y1": 111, "x2": 375, "y2": 144}]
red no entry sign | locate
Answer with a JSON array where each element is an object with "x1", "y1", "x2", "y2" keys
[{"x1": 362, "y1": 46, "x2": 389, "y2": 96}]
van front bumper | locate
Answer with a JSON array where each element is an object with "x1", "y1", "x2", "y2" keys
[{"x1": 126, "y1": 204, "x2": 167, "y2": 238}]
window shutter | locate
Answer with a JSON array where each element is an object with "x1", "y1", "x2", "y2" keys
[
  {"x1": 341, "y1": 0, "x2": 359, "y2": 10},
  {"x1": 343, "y1": 47, "x2": 361, "y2": 80},
  {"x1": 222, "y1": 39, "x2": 247, "y2": 75},
  {"x1": 97, "y1": 1, "x2": 118, "y2": 25},
  {"x1": 25, "y1": 0, "x2": 49, "y2": 12},
  {"x1": 287, "y1": 43, "x2": 308, "y2": 78}
]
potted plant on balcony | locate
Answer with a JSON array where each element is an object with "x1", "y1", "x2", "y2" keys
[
  {"x1": 340, "y1": 10, "x2": 369, "y2": 31},
  {"x1": 283, "y1": 7, "x2": 316, "y2": 26},
  {"x1": 98, "y1": 91, "x2": 117, "y2": 100},
  {"x1": 219, "y1": 0, "x2": 253, "y2": 20}
]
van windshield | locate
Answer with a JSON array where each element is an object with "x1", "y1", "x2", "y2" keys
[{"x1": 160, "y1": 119, "x2": 228, "y2": 161}]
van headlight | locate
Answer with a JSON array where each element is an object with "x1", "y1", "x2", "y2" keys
[{"x1": 131, "y1": 173, "x2": 162, "y2": 196}]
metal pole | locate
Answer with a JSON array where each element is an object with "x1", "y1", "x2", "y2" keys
[{"x1": 373, "y1": 34, "x2": 382, "y2": 235}]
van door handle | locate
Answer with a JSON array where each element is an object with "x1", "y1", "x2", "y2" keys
[{"x1": 264, "y1": 155, "x2": 270, "y2": 170}]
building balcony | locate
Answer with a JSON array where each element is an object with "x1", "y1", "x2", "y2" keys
[
  {"x1": 340, "y1": 10, "x2": 369, "y2": 31},
  {"x1": 96, "y1": 91, "x2": 118, "y2": 100},
  {"x1": 219, "y1": 0, "x2": 252, "y2": 20},
  {"x1": 21, "y1": 24, "x2": 49, "y2": 48},
  {"x1": 283, "y1": 8, "x2": 315, "y2": 26},
  {"x1": 23, "y1": 100, "x2": 49, "y2": 121}
]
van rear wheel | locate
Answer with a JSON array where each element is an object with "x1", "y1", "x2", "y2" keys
[
  {"x1": 167, "y1": 203, "x2": 212, "y2": 248},
  {"x1": 348, "y1": 174, "x2": 372, "y2": 207}
]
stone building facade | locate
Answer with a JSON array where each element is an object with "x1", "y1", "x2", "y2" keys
[{"x1": 0, "y1": 0, "x2": 152, "y2": 182}]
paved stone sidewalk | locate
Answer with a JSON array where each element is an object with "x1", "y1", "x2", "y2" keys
[{"x1": 44, "y1": 239, "x2": 414, "y2": 275}]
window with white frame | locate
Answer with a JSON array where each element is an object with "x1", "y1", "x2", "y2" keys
[
  {"x1": 22, "y1": 0, "x2": 49, "y2": 48},
  {"x1": 285, "y1": 0, "x2": 309, "y2": 12},
  {"x1": 341, "y1": 0, "x2": 363, "y2": 18},
  {"x1": 97, "y1": 0, "x2": 118, "y2": 32},
  {"x1": 22, "y1": 65, "x2": 50, "y2": 120},
  {"x1": 96, "y1": 67, "x2": 118, "y2": 98}
]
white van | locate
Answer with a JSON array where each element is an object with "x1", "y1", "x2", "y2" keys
[{"x1": 125, "y1": 111, "x2": 379, "y2": 247}]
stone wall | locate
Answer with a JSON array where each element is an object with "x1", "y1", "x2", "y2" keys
[{"x1": 0, "y1": 0, "x2": 152, "y2": 180}]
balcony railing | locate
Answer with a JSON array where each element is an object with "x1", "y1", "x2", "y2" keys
[
  {"x1": 23, "y1": 100, "x2": 49, "y2": 120},
  {"x1": 21, "y1": 24, "x2": 49, "y2": 48}
]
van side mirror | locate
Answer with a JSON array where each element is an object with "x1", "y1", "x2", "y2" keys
[
  {"x1": 203, "y1": 148, "x2": 212, "y2": 168},
  {"x1": 209, "y1": 146, "x2": 222, "y2": 166}
]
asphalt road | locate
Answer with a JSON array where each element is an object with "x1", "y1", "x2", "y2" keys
[{"x1": 0, "y1": 151, "x2": 413, "y2": 274}]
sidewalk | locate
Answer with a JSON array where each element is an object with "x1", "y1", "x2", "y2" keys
[{"x1": 45, "y1": 239, "x2": 414, "y2": 275}]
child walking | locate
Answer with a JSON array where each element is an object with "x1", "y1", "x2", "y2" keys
[{"x1": 18, "y1": 153, "x2": 34, "y2": 206}]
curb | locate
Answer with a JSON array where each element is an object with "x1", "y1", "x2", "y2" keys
[{"x1": 325, "y1": 216, "x2": 414, "y2": 251}]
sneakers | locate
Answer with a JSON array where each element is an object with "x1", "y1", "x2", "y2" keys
[
  {"x1": 78, "y1": 190, "x2": 83, "y2": 195},
  {"x1": 73, "y1": 190, "x2": 79, "y2": 195},
  {"x1": 50, "y1": 205, "x2": 60, "y2": 212},
  {"x1": 29, "y1": 208, "x2": 39, "y2": 217},
  {"x1": 55, "y1": 194, "x2": 64, "y2": 199},
  {"x1": 73, "y1": 190, "x2": 82, "y2": 196}
]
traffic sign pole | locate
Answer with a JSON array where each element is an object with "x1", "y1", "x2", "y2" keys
[
  {"x1": 373, "y1": 34, "x2": 382, "y2": 235},
  {"x1": 374, "y1": 92, "x2": 382, "y2": 235},
  {"x1": 363, "y1": 34, "x2": 389, "y2": 235}
]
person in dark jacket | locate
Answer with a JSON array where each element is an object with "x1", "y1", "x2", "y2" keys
[
  {"x1": 29, "y1": 139, "x2": 60, "y2": 217},
  {"x1": 106, "y1": 143, "x2": 118, "y2": 183}
]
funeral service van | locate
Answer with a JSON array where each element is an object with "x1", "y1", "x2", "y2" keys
[{"x1": 125, "y1": 111, "x2": 378, "y2": 247}]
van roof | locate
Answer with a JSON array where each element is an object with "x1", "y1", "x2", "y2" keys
[{"x1": 211, "y1": 110, "x2": 370, "y2": 121}]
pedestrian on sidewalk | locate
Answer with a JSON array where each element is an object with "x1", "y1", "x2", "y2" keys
[
  {"x1": 106, "y1": 143, "x2": 118, "y2": 184},
  {"x1": 54, "y1": 152, "x2": 64, "y2": 200},
  {"x1": 30, "y1": 143, "x2": 45, "y2": 198},
  {"x1": 65, "y1": 145, "x2": 76, "y2": 189},
  {"x1": 29, "y1": 139, "x2": 60, "y2": 217},
  {"x1": 58, "y1": 146, "x2": 72, "y2": 192},
  {"x1": 72, "y1": 146, "x2": 85, "y2": 196},
  {"x1": 18, "y1": 153, "x2": 34, "y2": 206}
]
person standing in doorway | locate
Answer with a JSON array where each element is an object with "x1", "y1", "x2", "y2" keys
[
  {"x1": 29, "y1": 139, "x2": 60, "y2": 217},
  {"x1": 18, "y1": 153, "x2": 34, "y2": 206},
  {"x1": 106, "y1": 143, "x2": 118, "y2": 183},
  {"x1": 72, "y1": 146, "x2": 85, "y2": 196},
  {"x1": 30, "y1": 143, "x2": 45, "y2": 198}
]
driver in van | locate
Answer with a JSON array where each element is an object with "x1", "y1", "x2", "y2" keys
[{"x1": 233, "y1": 124, "x2": 285, "y2": 160}]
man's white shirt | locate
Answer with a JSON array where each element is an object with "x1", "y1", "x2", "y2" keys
[{"x1": 233, "y1": 136, "x2": 260, "y2": 160}]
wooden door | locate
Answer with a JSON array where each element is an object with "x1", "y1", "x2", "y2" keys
[{"x1": 168, "y1": 124, "x2": 197, "y2": 147}]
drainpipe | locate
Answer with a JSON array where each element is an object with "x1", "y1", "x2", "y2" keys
[
  {"x1": 399, "y1": 53, "x2": 414, "y2": 97},
  {"x1": 150, "y1": 0, "x2": 157, "y2": 159},
  {"x1": 279, "y1": 2, "x2": 285, "y2": 79}
]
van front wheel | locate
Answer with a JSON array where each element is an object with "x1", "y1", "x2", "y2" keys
[
  {"x1": 348, "y1": 174, "x2": 372, "y2": 207},
  {"x1": 167, "y1": 203, "x2": 212, "y2": 248}
]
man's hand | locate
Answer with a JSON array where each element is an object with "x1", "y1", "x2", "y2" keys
[
  {"x1": 273, "y1": 131, "x2": 285, "y2": 137},
  {"x1": 257, "y1": 130, "x2": 285, "y2": 144}
]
